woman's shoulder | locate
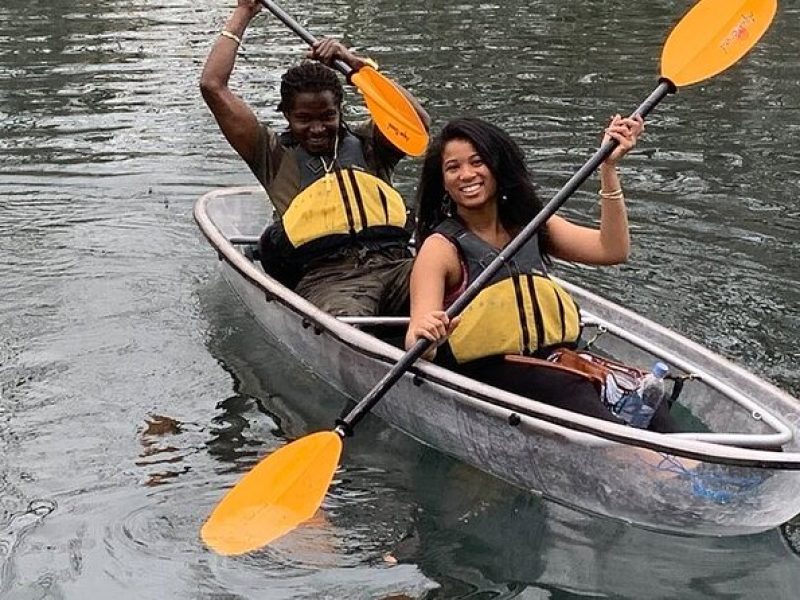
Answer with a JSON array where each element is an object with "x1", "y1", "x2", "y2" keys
[
  {"x1": 416, "y1": 233, "x2": 465, "y2": 295},
  {"x1": 418, "y1": 232, "x2": 462, "y2": 269},
  {"x1": 433, "y1": 217, "x2": 465, "y2": 237},
  {"x1": 421, "y1": 231, "x2": 459, "y2": 254}
]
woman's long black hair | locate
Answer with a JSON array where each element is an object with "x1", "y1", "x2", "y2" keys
[{"x1": 414, "y1": 117, "x2": 549, "y2": 254}]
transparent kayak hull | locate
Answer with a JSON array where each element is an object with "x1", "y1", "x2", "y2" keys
[{"x1": 195, "y1": 187, "x2": 800, "y2": 536}]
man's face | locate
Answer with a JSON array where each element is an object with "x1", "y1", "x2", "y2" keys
[{"x1": 284, "y1": 90, "x2": 341, "y2": 155}]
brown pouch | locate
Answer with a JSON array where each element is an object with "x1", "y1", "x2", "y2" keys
[
  {"x1": 504, "y1": 347, "x2": 650, "y2": 409},
  {"x1": 548, "y1": 347, "x2": 647, "y2": 392},
  {"x1": 504, "y1": 353, "x2": 605, "y2": 395}
]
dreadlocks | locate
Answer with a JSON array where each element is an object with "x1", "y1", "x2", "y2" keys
[{"x1": 277, "y1": 61, "x2": 344, "y2": 113}]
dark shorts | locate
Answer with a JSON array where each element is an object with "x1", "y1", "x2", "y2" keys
[
  {"x1": 453, "y1": 356, "x2": 678, "y2": 432},
  {"x1": 294, "y1": 246, "x2": 413, "y2": 317}
]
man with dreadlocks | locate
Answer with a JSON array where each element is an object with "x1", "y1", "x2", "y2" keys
[{"x1": 200, "y1": 0, "x2": 429, "y2": 318}]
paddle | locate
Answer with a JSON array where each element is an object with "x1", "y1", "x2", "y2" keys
[
  {"x1": 202, "y1": 0, "x2": 777, "y2": 555},
  {"x1": 258, "y1": 0, "x2": 428, "y2": 156}
]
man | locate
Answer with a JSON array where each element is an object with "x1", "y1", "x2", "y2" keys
[{"x1": 200, "y1": 0, "x2": 429, "y2": 317}]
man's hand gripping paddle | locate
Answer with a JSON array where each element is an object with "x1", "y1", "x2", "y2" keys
[{"x1": 259, "y1": 0, "x2": 428, "y2": 156}]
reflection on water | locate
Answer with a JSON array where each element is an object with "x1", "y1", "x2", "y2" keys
[
  {"x1": 396, "y1": 453, "x2": 800, "y2": 599},
  {"x1": 0, "y1": 500, "x2": 56, "y2": 595},
  {"x1": 197, "y1": 279, "x2": 800, "y2": 599},
  {"x1": 782, "y1": 516, "x2": 800, "y2": 558},
  {"x1": 1, "y1": 0, "x2": 799, "y2": 597},
  {"x1": 136, "y1": 414, "x2": 196, "y2": 487}
]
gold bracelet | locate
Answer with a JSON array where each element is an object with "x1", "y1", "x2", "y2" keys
[
  {"x1": 220, "y1": 30, "x2": 242, "y2": 45},
  {"x1": 599, "y1": 189, "x2": 624, "y2": 198},
  {"x1": 599, "y1": 188, "x2": 625, "y2": 204}
]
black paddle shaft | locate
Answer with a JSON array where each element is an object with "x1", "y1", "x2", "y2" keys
[
  {"x1": 336, "y1": 79, "x2": 676, "y2": 436},
  {"x1": 258, "y1": 0, "x2": 353, "y2": 76}
]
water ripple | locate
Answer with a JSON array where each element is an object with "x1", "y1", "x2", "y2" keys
[{"x1": 1, "y1": 0, "x2": 799, "y2": 597}]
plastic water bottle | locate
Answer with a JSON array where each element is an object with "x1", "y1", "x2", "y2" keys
[
  {"x1": 629, "y1": 362, "x2": 670, "y2": 428},
  {"x1": 614, "y1": 388, "x2": 642, "y2": 425}
]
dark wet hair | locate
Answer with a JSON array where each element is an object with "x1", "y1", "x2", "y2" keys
[
  {"x1": 277, "y1": 61, "x2": 344, "y2": 113},
  {"x1": 414, "y1": 117, "x2": 548, "y2": 253}
]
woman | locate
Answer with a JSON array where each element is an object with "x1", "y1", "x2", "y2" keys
[{"x1": 405, "y1": 116, "x2": 677, "y2": 431}]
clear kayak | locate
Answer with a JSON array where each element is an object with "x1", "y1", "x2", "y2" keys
[{"x1": 195, "y1": 186, "x2": 800, "y2": 536}]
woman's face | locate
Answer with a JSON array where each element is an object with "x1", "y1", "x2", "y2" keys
[{"x1": 441, "y1": 139, "x2": 498, "y2": 212}]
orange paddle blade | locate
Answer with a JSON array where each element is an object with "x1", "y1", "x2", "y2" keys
[
  {"x1": 201, "y1": 431, "x2": 343, "y2": 555},
  {"x1": 350, "y1": 66, "x2": 429, "y2": 157},
  {"x1": 661, "y1": 0, "x2": 777, "y2": 87}
]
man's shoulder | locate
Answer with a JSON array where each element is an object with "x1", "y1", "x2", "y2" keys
[
  {"x1": 345, "y1": 119, "x2": 405, "y2": 174},
  {"x1": 257, "y1": 122, "x2": 299, "y2": 176},
  {"x1": 258, "y1": 121, "x2": 293, "y2": 151}
]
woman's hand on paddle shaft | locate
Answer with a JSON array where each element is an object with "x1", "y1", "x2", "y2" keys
[
  {"x1": 234, "y1": 0, "x2": 261, "y2": 19},
  {"x1": 407, "y1": 311, "x2": 461, "y2": 360},
  {"x1": 309, "y1": 38, "x2": 366, "y2": 72},
  {"x1": 602, "y1": 114, "x2": 644, "y2": 166}
]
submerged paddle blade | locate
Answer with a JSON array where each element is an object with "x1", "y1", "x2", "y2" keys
[
  {"x1": 201, "y1": 431, "x2": 343, "y2": 555},
  {"x1": 350, "y1": 66, "x2": 429, "y2": 157},
  {"x1": 661, "y1": 0, "x2": 777, "y2": 87}
]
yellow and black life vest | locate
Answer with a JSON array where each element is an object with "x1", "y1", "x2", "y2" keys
[
  {"x1": 280, "y1": 131, "x2": 409, "y2": 256},
  {"x1": 437, "y1": 218, "x2": 581, "y2": 364}
]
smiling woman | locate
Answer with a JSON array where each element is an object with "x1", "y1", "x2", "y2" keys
[
  {"x1": 402, "y1": 116, "x2": 676, "y2": 428},
  {"x1": 441, "y1": 139, "x2": 500, "y2": 217}
]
